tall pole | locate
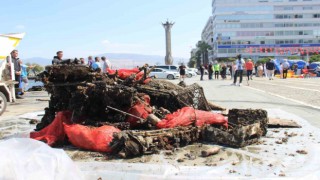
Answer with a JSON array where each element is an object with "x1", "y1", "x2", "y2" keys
[{"x1": 162, "y1": 20, "x2": 174, "y2": 65}]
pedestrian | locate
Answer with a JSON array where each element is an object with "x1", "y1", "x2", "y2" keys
[
  {"x1": 208, "y1": 63, "x2": 213, "y2": 80},
  {"x1": 229, "y1": 63, "x2": 233, "y2": 79},
  {"x1": 101, "y1": 56, "x2": 111, "y2": 73},
  {"x1": 19, "y1": 60, "x2": 34, "y2": 94},
  {"x1": 80, "y1": 58, "x2": 85, "y2": 65},
  {"x1": 245, "y1": 59, "x2": 254, "y2": 81},
  {"x1": 52, "y1": 51, "x2": 63, "y2": 65},
  {"x1": 231, "y1": 54, "x2": 245, "y2": 86},
  {"x1": 199, "y1": 64, "x2": 204, "y2": 81},
  {"x1": 282, "y1": 59, "x2": 290, "y2": 79},
  {"x1": 220, "y1": 63, "x2": 227, "y2": 80},
  {"x1": 279, "y1": 63, "x2": 283, "y2": 79},
  {"x1": 179, "y1": 63, "x2": 186, "y2": 82},
  {"x1": 213, "y1": 61, "x2": 220, "y2": 80},
  {"x1": 11, "y1": 50, "x2": 23, "y2": 98},
  {"x1": 254, "y1": 64, "x2": 258, "y2": 77},
  {"x1": 91, "y1": 57, "x2": 101, "y2": 72},
  {"x1": 87, "y1": 56, "x2": 94, "y2": 67},
  {"x1": 258, "y1": 63, "x2": 263, "y2": 77},
  {"x1": 266, "y1": 58, "x2": 275, "y2": 80}
]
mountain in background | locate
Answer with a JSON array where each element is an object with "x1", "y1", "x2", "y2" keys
[{"x1": 24, "y1": 53, "x2": 187, "y2": 68}]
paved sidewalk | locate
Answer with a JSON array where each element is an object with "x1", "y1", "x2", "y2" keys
[{"x1": 177, "y1": 76, "x2": 320, "y2": 128}]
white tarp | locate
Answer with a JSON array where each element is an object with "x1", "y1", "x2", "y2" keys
[
  {"x1": 1, "y1": 109, "x2": 320, "y2": 179},
  {"x1": 78, "y1": 109, "x2": 320, "y2": 179},
  {"x1": 0, "y1": 138, "x2": 84, "y2": 180}
]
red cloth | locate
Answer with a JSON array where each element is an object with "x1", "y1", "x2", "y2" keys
[
  {"x1": 64, "y1": 124, "x2": 120, "y2": 153},
  {"x1": 30, "y1": 111, "x2": 72, "y2": 146},
  {"x1": 156, "y1": 107, "x2": 228, "y2": 129},
  {"x1": 107, "y1": 68, "x2": 140, "y2": 80},
  {"x1": 126, "y1": 95, "x2": 152, "y2": 128}
]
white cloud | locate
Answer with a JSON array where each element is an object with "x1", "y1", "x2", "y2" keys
[{"x1": 15, "y1": 25, "x2": 25, "y2": 29}]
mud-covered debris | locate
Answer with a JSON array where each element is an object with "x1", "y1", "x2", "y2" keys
[
  {"x1": 279, "y1": 173, "x2": 286, "y2": 177},
  {"x1": 296, "y1": 150, "x2": 308, "y2": 154},
  {"x1": 275, "y1": 141, "x2": 282, "y2": 144},
  {"x1": 29, "y1": 119, "x2": 39, "y2": 124},
  {"x1": 284, "y1": 131, "x2": 298, "y2": 137},
  {"x1": 229, "y1": 170, "x2": 237, "y2": 173},
  {"x1": 202, "y1": 109, "x2": 267, "y2": 148},
  {"x1": 32, "y1": 63, "x2": 271, "y2": 158},
  {"x1": 201, "y1": 147, "x2": 220, "y2": 157},
  {"x1": 177, "y1": 158, "x2": 184, "y2": 163},
  {"x1": 268, "y1": 118, "x2": 301, "y2": 128}
]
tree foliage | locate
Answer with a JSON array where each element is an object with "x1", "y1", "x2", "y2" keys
[
  {"x1": 309, "y1": 54, "x2": 320, "y2": 63},
  {"x1": 25, "y1": 63, "x2": 44, "y2": 73},
  {"x1": 196, "y1": 41, "x2": 212, "y2": 66}
]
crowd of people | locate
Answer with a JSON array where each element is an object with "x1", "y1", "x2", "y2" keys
[
  {"x1": 197, "y1": 54, "x2": 320, "y2": 86},
  {"x1": 51, "y1": 51, "x2": 112, "y2": 73}
]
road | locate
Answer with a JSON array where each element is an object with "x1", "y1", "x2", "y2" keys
[{"x1": 175, "y1": 76, "x2": 320, "y2": 128}]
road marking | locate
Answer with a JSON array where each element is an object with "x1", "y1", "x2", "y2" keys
[
  {"x1": 253, "y1": 81, "x2": 320, "y2": 93},
  {"x1": 244, "y1": 85, "x2": 320, "y2": 110}
]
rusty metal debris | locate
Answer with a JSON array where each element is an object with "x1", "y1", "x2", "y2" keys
[{"x1": 33, "y1": 62, "x2": 276, "y2": 158}]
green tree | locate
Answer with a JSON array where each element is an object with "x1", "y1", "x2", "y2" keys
[
  {"x1": 309, "y1": 54, "x2": 320, "y2": 63},
  {"x1": 196, "y1": 41, "x2": 212, "y2": 66},
  {"x1": 287, "y1": 56, "x2": 301, "y2": 60},
  {"x1": 25, "y1": 63, "x2": 44, "y2": 74},
  {"x1": 187, "y1": 56, "x2": 196, "y2": 68}
]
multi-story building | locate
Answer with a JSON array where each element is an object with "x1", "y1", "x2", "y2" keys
[
  {"x1": 201, "y1": 16, "x2": 214, "y2": 62},
  {"x1": 211, "y1": 0, "x2": 320, "y2": 60}
]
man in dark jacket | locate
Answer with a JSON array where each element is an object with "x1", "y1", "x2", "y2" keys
[
  {"x1": 266, "y1": 58, "x2": 275, "y2": 80},
  {"x1": 11, "y1": 50, "x2": 23, "y2": 99},
  {"x1": 52, "y1": 51, "x2": 63, "y2": 65}
]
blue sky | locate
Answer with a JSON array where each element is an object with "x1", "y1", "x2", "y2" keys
[{"x1": 1, "y1": 0, "x2": 211, "y2": 59}]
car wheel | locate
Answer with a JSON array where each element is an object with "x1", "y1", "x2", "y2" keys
[
  {"x1": 186, "y1": 73, "x2": 192, "y2": 78},
  {"x1": 0, "y1": 92, "x2": 7, "y2": 116},
  {"x1": 167, "y1": 74, "x2": 174, "y2": 80}
]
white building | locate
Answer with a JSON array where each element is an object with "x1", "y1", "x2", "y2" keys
[
  {"x1": 211, "y1": 0, "x2": 320, "y2": 60},
  {"x1": 201, "y1": 16, "x2": 214, "y2": 61}
]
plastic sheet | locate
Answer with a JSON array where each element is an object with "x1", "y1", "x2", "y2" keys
[{"x1": 0, "y1": 138, "x2": 83, "y2": 180}]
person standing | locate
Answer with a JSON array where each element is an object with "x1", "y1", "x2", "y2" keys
[
  {"x1": 91, "y1": 57, "x2": 101, "y2": 72},
  {"x1": 52, "y1": 51, "x2": 63, "y2": 65},
  {"x1": 79, "y1": 58, "x2": 85, "y2": 65},
  {"x1": 19, "y1": 60, "x2": 34, "y2": 93},
  {"x1": 282, "y1": 60, "x2": 290, "y2": 79},
  {"x1": 245, "y1": 59, "x2": 254, "y2": 81},
  {"x1": 87, "y1": 56, "x2": 94, "y2": 67},
  {"x1": 208, "y1": 63, "x2": 213, "y2": 80},
  {"x1": 101, "y1": 56, "x2": 111, "y2": 73},
  {"x1": 199, "y1": 64, "x2": 204, "y2": 81},
  {"x1": 229, "y1": 63, "x2": 234, "y2": 79},
  {"x1": 231, "y1": 54, "x2": 245, "y2": 86},
  {"x1": 266, "y1": 58, "x2": 275, "y2": 80},
  {"x1": 220, "y1": 63, "x2": 227, "y2": 80},
  {"x1": 179, "y1": 63, "x2": 186, "y2": 82},
  {"x1": 11, "y1": 50, "x2": 23, "y2": 98},
  {"x1": 213, "y1": 62, "x2": 220, "y2": 80},
  {"x1": 254, "y1": 64, "x2": 258, "y2": 77}
]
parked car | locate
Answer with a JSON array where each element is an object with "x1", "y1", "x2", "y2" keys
[
  {"x1": 155, "y1": 65, "x2": 178, "y2": 72},
  {"x1": 149, "y1": 68, "x2": 180, "y2": 80},
  {"x1": 186, "y1": 69, "x2": 197, "y2": 78}
]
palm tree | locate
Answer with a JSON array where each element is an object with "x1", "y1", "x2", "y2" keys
[{"x1": 196, "y1": 41, "x2": 212, "y2": 66}]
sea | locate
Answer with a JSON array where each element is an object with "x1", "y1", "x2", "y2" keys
[{"x1": 26, "y1": 79, "x2": 43, "y2": 90}]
